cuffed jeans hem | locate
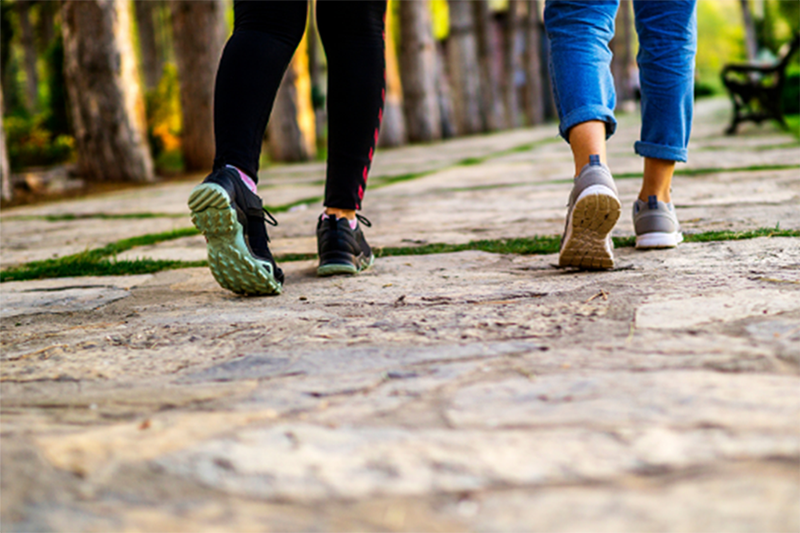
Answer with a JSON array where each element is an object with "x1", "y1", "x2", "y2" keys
[
  {"x1": 634, "y1": 141, "x2": 688, "y2": 163},
  {"x1": 559, "y1": 105, "x2": 617, "y2": 142}
]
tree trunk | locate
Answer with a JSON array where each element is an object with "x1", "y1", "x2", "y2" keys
[
  {"x1": 171, "y1": 0, "x2": 227, "y2": 171},
  {"x1": 446, "y1": 0, "x2": 482, "y2": 136},
  {"x1": 399, "y1": 0, "x2": 441, "y2": 142},
  {"x1": 501, "y1": 1, "x2": 522, "y2": 128},
  {"x1": 36, "y1": 1, "x2": 58, "y2": 53},
  {"x1": 379, "y1": 0, "x2": 407, "y2": 148},
  {"x1": 307, "y1": 1, "x2": 326, "y2": 145},
  {"x1": 15, "y1": 0, "x2": 39, "y2": 112},
  {"x1": 267, "y1": 34, "x2": 317, "y2": 162},
  {"x1": 435, "y1": 43, "x2": 456, "y2": 138},
  {"x1": 740, "y1": 0, "x2": 758, "y2": 60},
  {"x1": 473, "y1": 0, "x2": 506, "y2": 131},
  {"x1": 521, "y1": 0, "x2": 545, "y2": 125},
  {"x1": 134, "y1": 0, "x2": 164, "y2": 90},
  {"x1": 610, "y1": 0, "x2": 634, "y2": 106},
  {"x1": 62, "y1": 0, "x2": 154, "y2": 182},
  {"x1": 1, "y1": 85, "x2": 12, "y2": 202}
]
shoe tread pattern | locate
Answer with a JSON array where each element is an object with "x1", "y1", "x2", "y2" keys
[
  {"x1": 559, "y1": 193, "x2": 621, "y2": 270},
  {"x1": 188, "y1": 183, "x2": 281, "y2": 296}
]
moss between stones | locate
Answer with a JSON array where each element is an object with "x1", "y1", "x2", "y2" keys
[{"x1": 2, "y1": 227, "x2": 797, "y2": 283}]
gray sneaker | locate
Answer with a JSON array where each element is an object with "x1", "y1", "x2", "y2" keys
[
  {"x1": 633, "y1": 195, "x2": 683, "y2": 249},
  {"x1": 558, "y1": 156, "x2": 621, "y2": 270}
]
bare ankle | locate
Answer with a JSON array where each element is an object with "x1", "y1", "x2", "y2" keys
[{"x1": 324, "y1": 207, "x2": 356, "y2": 220}]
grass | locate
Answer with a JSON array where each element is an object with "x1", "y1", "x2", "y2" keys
[
  {"x1": 0, "y1": 227, "x2": 202, "y2": 282},
  {"x1": 3, "y1": 226, "x2": 797, "y2": 283}
]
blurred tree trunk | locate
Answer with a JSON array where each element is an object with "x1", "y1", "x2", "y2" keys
[
  {"x1": 379, "y1": 0, "x2": 407, "y2": 148},
  {"x1": 501, "y1": 1, "x2": 521, "y2": 128},
  {"x1": 36, "y1": 1, "x2": 58, "y2": 52},
  {"x1": 521, "y1": 0, "x2": 545, "y2": 125},
  {"x1": 171, "y1": 0, "x2": 227, "y2": 171},
  {"x1": 446, "y1": 0, "x2": 482, "y2": 136},
  {"x1": 1, "y1": 85, "x2": 11, "y2": 202},
  {"x1": 473, "y1": 0, "x2": 505, "y2": 132},
  {"x1": 307, "y1": 2, "x2": 326, "y2": 145},
  {"x1": 435, "y1": 42, "x2": 456, "y2": 138},
  {"x1": 134, "y1": 0, "x2": 164, "y2": 90},
  {"x1": 15, "y1": 0, "x2": 39, "y2": 112},
  {"x1": 610, "y1": 0, "x2": 634, "y2": 106},
  {"x1": 62, "y1": 0, "x2": 154, "y2": 182},
  {"x1": 740, "y1": 0, "x2": 758, "y2": 60},
  {"x1": 267, "y1": 34, "x2": 317, "y2": 162},
  {"x1": 399, "y1": 0, "x2": 441, "y2": 142}
]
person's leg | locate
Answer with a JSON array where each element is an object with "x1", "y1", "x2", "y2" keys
[
  {"x1": 632, "y1": 0, "x2": 697, "y2": 248},
  {"x1": 189, "y1": 1, "x2": 308, "y2": 295},
  {"x1": 213, "y1": 1, "x2": 309, "y2": 181},
  {"x1": 545, "y1": 0, "x2": 621, "y2": 269},
  {"x1": 633, "y1": 0, "x2": 696, "y2": 202},
  {"x1": 316, "y1": 0, "x2": 387, "y2": 218},
  {"x1": 313, "y1": 0, "x2": 386, "y2": 276},
  {"x1": 545, "y1": 0, "x2": 618, "y2": 176}
]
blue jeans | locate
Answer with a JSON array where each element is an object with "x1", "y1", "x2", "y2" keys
[{"x1": 544, "y1": 0, "x2": 697, "y2": 162}]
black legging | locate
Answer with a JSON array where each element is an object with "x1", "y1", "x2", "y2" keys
[{"x1": 213, "y1": 0, "x2": 386, "y2": 211}]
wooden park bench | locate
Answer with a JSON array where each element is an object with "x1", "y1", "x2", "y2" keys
[{"x1": 721, "y1": 33, "x2": 800, "y2": 134}]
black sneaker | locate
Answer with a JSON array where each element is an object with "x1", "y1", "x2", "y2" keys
[
  {"x1": 187, "y1": 167, "x2": 283, "y2": 295},
  {"x1": 316, "y1": 214, "x2": 374, "y2": 276}
]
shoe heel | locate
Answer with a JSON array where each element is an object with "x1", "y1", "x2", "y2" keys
[{"x1": 559, "y1": 189, "x2": 621, "y2": 270}]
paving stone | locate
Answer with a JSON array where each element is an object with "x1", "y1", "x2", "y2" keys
[{"x1": 1, "y1": 98, "x2": 799, "y2": 531}]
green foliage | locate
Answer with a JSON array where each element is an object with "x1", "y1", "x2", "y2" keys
[
  {"x1": 144, "y1": 63, "x2": 183, "y2": 173},
  {"x1": 43, "y1": 36, "x2": 70, "y2": 136},
  {"x1": 694, "y1": 80, "x2": 719, "y2": 98},
  {"x1": 696, "y1": 0, "x2": 747, "y2": 93},
  {"x1": 783, "y1": 73, "x2": 800, "y2": 115},
  {"x1": 4, "y1": 114, "x2": 74, "y2": 170},
  {"x1": 785, "y1": 115, "x2": 800, "y2": 139},
  {"x1": 0, "y1": 1, "x2": 14, "y2": 83},
  {"x1": 777, "y1": 1, "x2": 800, "y2": 35}
]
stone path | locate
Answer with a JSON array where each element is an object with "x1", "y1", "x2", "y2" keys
[{"x1": 1, "y1": 98, "x2": 799, "y2": 532}]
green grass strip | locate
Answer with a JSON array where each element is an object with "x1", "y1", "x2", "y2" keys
[
  {"x1": 2, "y1": 227, "x2": 798, "y2": 283},
  {"x1": 0, "y1": 227, "x2": 201, "y2": 282},
  {"x1": 0, "y1": 258, "x2": 208, "y2": 282},
  {"x1": 681, "y1": 227, "x2": 798, "y2": 242},
  {"x1": 376, "y1": 235, "x2": 561, "y2": 257}
]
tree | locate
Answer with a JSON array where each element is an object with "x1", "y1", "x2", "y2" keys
[
  {"x1": 610, "y1": 0, "x2": 634, "y2": 106},
  {"x1": 473, "y1": 0, "x2": 506, "y2": 131},
  {"x1": 14, "y1": 0, "x2": 39, "y2": 112},
  {"x1": 62, "y1": 0, "x2": 154, "y2": 182},
  {"x1": 379, "y1": 0, "x2": 407, "y2": 148},
  {"x1": 1, "y1": 85, "x2": 11, "y2": 202},
  {"x1": 446, "y1": 0, "x2": 482, "y2": 135},
  {"x1": 171, "y1": 0, "x2": 227, "y2": 171},
  {"x1": 134, "y1": 0, "x2": 164, "y2": 91},
  {"x1": 399, "y1": 0, "x2": 441, "y2": 142},
  {"x1": 740, "y1": 0, "x2": 758, "y2": 60},
  {"x1": 521, "y1": 0, "x2": 545, "y2": 125},
  {"x1": 500, "y1": 1, "x2": 522, "y2": 128},
  {"x1": 267, "y1": 33, "x2": 317, "y2": 162}
]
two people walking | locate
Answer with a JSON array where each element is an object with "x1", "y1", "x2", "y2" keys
[{"x1": 189, "y1": 0, "x2": 698, "y2": 296}]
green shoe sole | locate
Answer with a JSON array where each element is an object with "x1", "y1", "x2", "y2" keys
[
  {"x1": 188, "y1": 183, "x2": 282, "y2": 296},
  {"x1": 316, "y1": 254, "x2": 374, "y2": 277}
]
